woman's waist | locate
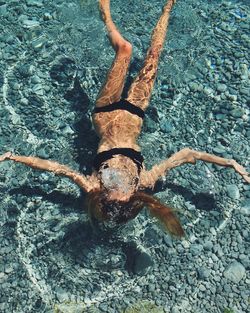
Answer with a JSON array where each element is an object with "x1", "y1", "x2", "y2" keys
[{"x1": 93, "y1": 110, "x2": 143, "y2": 135}]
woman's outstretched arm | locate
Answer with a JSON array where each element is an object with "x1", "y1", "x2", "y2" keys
[
  {"x1": 140, "y1": 147, "x2": 250, "y2": 188},
  {"x1": 0, "y1": 152, "x2": 98, "y2": 192}
]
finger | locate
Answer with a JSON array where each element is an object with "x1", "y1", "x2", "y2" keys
[{"x1": 0, "y1": 152, "x2": 12, "y2": 162}]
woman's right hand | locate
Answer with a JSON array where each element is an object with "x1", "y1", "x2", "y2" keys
[{"x1": 0, "y1": 152, "x2": 12, "y2": 162}]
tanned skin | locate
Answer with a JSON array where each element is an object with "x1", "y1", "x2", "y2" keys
[{"x1": 0, "y1": 0, "x2": 249, "y2": 235}]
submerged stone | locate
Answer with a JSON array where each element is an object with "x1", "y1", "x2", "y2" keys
[
  {"x1": 54, "y1": 302, "x2": 88, "y2": 313},
  {"x1": 22, "y1": 19, "x2": 40, "y2": 28},
  {"x1": 31, "y1": 36, "x2": 47, "y2": 50},
  {"x1": 216, "y1": 83, "x2": 227, "y2": 92},
  {"x1": 240, "y1": 199, "x2": 250, "y2": 216},
  {"x1": 160, "y1": 119, "x2": 174, "y2": 133},
  {"x1": 0, "y1": 4, "x2": 7, "y2": 16},
  {"x1": 213, "y1": 146, "x2": 226, "y2": 154},
  {"x1": 26, "y1": 0, "x2": 43, "y2": 7},
  {"x1": 230, "y1": 108, "x2": 244, "y2": 118},
  {"x1": 124, "y1": 300, "x2": 164, "y2": 313},
  {"x1": 226, "y1": 185, "x2": 240, "y2": 200},
  {"x1": 224, "y1": 261, "x2": 246, "y2": 283},
  {"x1": 133, "y1": 251, "x2": 154, "y2": 275}
]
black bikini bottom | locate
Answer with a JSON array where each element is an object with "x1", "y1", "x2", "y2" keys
[{"x1": 93, "y1": 99, "x2": 145, "y2": 119}]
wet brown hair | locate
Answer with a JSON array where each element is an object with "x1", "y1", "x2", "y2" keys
[{"x1": 86, "y1": 190, "x2": 185, "y2": 237}]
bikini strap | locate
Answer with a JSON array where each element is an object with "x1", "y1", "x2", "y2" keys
[
  {"x1": 93, "y1": 99, "x2": 145, "y2": 119},
  {"x1": 93, "y1": 148, "x2": 144, "y2": 173}
]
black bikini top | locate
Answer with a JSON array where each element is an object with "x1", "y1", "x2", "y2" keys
[
  {"x1": 93, "y1": 148, "x2": 144, "y2": 174},
  {"x1": 93, "y1": 99, "x2": 145, "y2": 119}
]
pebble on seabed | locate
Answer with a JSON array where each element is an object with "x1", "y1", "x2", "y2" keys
[
  {"x1": 226, "y1": 184, "x2": 240, "y2": 200},
  {"x1": 239, "y1": 199, "x2": 250, "y2": 216},
  {"x1": 224, "y1": 261, "x2": 246, "y2": 283}
]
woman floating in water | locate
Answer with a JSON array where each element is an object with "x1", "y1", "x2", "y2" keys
[{"x1": 0, "y1": 0, "x2": 249, "y2": 236}]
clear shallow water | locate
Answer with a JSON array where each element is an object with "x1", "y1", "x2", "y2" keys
[{"x1": 0, "y1": 0, "x2": 249, "y2": 312}]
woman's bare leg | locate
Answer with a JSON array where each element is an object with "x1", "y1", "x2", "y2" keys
[
  {"x1": 126, "y1": 0, "x2": 176, "y2": 110},
  {"x1": 96, "y1": 0, "x2": 132, "y2": 107}
]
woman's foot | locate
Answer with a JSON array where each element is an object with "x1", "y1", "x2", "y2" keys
[{"x1": 99, "y1": 0, "x2": 132, "y2": 53}]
